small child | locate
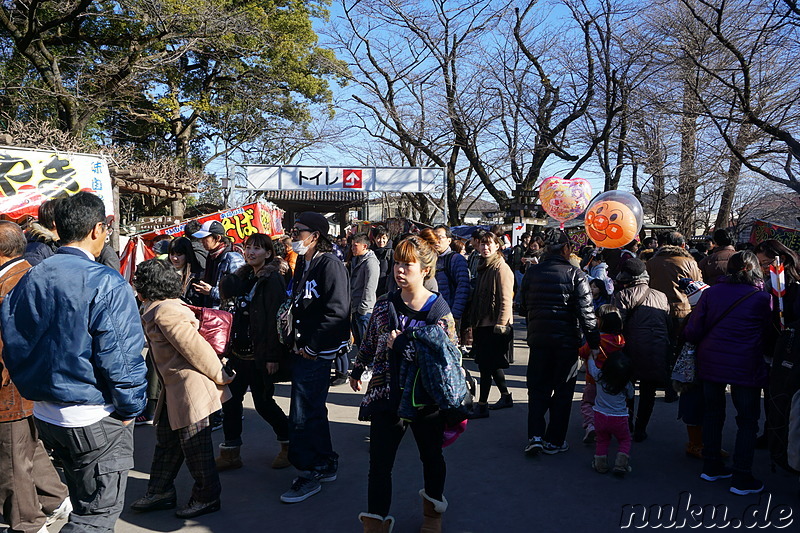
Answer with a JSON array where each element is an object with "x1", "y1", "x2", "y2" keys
[
  {"x1": 589, "y1": 350, "x2": 635, "y2": 476},
  {"x1": 589, "y1": 278, "x2": 612, "y2": 312},
  {"x1": 578, "y1": 305, "x2": 625, "y2": 444}
]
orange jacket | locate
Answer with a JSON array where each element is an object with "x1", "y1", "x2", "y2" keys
[{"x1": 579, "y1": 333, "x2": 625, "y2": 384}]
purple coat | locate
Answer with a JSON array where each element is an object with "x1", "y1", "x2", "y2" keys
[{"x1": 684, "y1": 282, "x2": 772, "y2": 388}]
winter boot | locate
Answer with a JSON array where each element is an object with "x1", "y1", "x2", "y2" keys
[
  {"x1": 488, "y1": 393, "x2": 513, "y2": 410},
  {"x1": 215, "y1": 444, "x2": 243, "y2": 471},
  {"x1": 685, "y1": 425, "x2": 703, "y2": 459},
  {"x1": 359, "y1": 512, "x2": 395, "y2": 533},
  {"x1": 272, "y1": 441, "x2": 291, "y2": 469},
  {"x1": 468, "y1": 402, "x2": 489, "y2": 419},
  {"x1": 420, "y1": 490, "x2": 447, "y2": 533},
  {"x1": 592, "y1": 455, "x2": 608, "y2": 473},
  {"x1": 613, "y1": 452, "x2": 631, "y2": 476}
]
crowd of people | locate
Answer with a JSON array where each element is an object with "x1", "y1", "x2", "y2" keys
[{"x1": 1, "y1": 191, "x2": 799, "y2": 533}]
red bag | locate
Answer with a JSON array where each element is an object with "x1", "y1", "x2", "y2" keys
[{"x1": 185, "y1": 305, "x2": 233, "y2": 357}]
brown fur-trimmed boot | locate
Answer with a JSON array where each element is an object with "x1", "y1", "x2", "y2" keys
[
  {"x1": 420, "y1": 490, "x2": 447, "y2": 533},
  {"x1": 359, "y1": 512, "x2": 395, "y2": 533},
  {"x1": 613, "y1": 452, "x2": 632, "y2": 476},
  {"x1": 215, "y1": 444, "x2": 243, "y2": 471},
  {"x1": 272, "y1": 441, "x2": 290, "y2": 469}
]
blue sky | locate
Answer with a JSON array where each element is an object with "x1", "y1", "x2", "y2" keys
[{"x1": 300, "y1": 0, "x2": 635, "y2": 203}]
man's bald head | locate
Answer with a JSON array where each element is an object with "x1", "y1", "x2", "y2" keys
[{"x1": 0, "y1": 221, "x2": 26, "y2": 263}]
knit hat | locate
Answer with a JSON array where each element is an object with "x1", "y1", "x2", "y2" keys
[
  {"x1": 544, "y1": 229, "x2": 570, "y2": 247},
  {"x1": 615, "y1": 257, "x2": 648, "y2": 284},
  {"x1": 678, "y1": 277, "x2": 709, "y2": 307},
  {"x1": 295, "y1": 212, "x2": 330, "y2": 238}
]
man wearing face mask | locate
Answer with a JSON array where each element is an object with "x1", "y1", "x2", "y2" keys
[{"x1": 280, "y1": 212, "x2": 351, "y2": 504}]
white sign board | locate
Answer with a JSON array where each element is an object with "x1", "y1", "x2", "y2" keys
[
  {"x1": 243, "y1": 165, "x2": 443, "y2": 194},
  {"x1": 512, "y1": 223, "x2": 526, "y2": 246},
  {"x1": 0, "y1": 146, "x2": 113, "y2": 220}
]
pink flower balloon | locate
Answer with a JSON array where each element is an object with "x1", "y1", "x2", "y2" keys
[{"x1": 538, "y1": 177, "x2": 593, "y2": 228}]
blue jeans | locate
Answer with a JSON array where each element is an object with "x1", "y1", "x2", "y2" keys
[
  {"x1": 352, "y1": 312, "x2": 372, "y2": 348},
  {"x1": 342, "y1": 312, "x2": 372, "y2": 374},
  {"x1": 288, "y1": 355, "x2": 338, "y2": 472}
]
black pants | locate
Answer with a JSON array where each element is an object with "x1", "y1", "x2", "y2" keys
[
  {"x1": 703, "y1": 381, "x2": 760, "y2": 474},
  {"x1": 36, "y1": 416, "x2": 133, "y2": 533},
  {"x1": 632, "y1": 380, "x2": 659, "y2": 433},
  {"x1": 526, "y1": 346, "x2": 579, "y2": 445},
  {"x1": 368, "y1": 411, "x2": 445, "y2": 517},
  {"x1": 222, "y1": 357, "x2": 289, "y2": 446}
]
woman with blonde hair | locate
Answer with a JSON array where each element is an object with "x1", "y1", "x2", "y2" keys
[{"x1": 350, "y1": 232, "x2": 459, "y2": 533}]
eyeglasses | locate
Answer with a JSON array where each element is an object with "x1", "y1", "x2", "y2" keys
[
  {"x1": 289, "y1": 226, "x2": 312, "y2": 236},
  {"x1": 98, "y1": 220, "x2": 114, "y2": 235}
]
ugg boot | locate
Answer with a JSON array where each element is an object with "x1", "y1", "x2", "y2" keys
[
  {"x1": 215, "y1": 444, "x2": 243, "y2": 471},
  {"x1": 272, "y1": 441, "x2": 291, "y2": 469},
  {"x1": 420, "y1": 490, "x2": 447, "y2": 533},
  {"x1": 592, "y1": 455, "x2": 608, "y2": 473},
  {"x1": 359, "y1": 512, "x2": 395, "y2": 533},
  {"x1": 685, "y1": 425, "x2": 729, "y2": 459},
  {"x1": 685, "y1": 425, "x2": 703, "y2": 459},
  {"x1": 613, "y1": 452, "x2": 631, "y2": 476}
]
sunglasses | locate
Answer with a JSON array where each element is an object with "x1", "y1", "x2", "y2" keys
[{"x1": 289, "y1": 226, "x2": 313, "y2": 236}]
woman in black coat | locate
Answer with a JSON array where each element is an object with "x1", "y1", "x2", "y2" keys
[{"x1": 215, "y1": 233, "x2": 292, "y2": 472}]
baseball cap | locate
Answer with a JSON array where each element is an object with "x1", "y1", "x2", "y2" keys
[
  {"x1": 295, "y1": 212, "x2": 330, "y2": 238},
  {"x1": 192, "y1": 220, "x2": 226, "y2": 238}
]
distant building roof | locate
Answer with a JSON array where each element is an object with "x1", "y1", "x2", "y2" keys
[{"x1": 259, "y1": 190, "x2": 367, "y2": 213}]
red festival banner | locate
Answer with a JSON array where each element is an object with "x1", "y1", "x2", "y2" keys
[
  {"x1": 138, "y1": 201, "x2": 284, "y2": 244},
  {"x1": 749, "y1": 220, "x2": 800, "y2": 252}
]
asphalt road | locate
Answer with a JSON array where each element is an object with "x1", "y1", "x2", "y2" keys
[{"x1": 7, "y1": 317, "x2": 800, "y2": 532}]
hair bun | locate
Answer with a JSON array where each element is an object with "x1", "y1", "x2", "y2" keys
[{"x1": 417, "y1": 228, "x2": 440, "y2": 249}]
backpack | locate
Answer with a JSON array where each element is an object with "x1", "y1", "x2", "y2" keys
[
  {"x1": 767, "y1": 321, "x2": 800, "y2": 473},
  {"x1": 441, "y1": 252, "x2": 457, "y2": 299}
]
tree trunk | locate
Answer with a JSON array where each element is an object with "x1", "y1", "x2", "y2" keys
[
  {"x1": 677, "y1": 73, "x2": 699, "y2": 236},
  {"x1": 171, "y1": 199, "x2": 185, "y2": 218},
  {"x1": 714, "y1": 122, "x2": 752, "y2": 230}
]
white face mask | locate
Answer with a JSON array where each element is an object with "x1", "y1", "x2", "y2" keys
[{"x1": 292, "y1": 239, "x2": 310, "y2": 255}]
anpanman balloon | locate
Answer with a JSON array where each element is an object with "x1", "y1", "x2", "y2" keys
[
  {"x1": 585, "y1": 191, "x2": 643, "y2": 249},
  {"x1": 538, "y1": 177, "x2": 592, "y2": 229}
]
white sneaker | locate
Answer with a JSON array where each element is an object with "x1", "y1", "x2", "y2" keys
[{"x1": 45, "y1": 497, "x2": 72, "y2": 526}]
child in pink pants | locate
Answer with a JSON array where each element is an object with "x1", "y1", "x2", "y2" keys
[{"x1": 588, "y1": 351, "x2": 634, "y2": 476}]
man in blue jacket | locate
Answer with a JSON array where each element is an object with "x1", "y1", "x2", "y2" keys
[
  {"x1": 432, "y1": 225, "x2": 470, "y2": 329},
  {"x1": 1, "y1": 192, "x2": 147, "y2": 532}
]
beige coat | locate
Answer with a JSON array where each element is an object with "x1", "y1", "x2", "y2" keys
[
  {"x1": 469, "y1": 254, "x2": 514, "y2": 331},
  {"x1": 141, "y1": 299, "x2": 231, "y2": 430}
]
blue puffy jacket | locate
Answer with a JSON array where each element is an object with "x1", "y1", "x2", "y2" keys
[
  {"x1": 435, "y1": 250, "x2": 470, "y2": 320},
  {"x1": 0, "y1": 247, "x2": 147, "y2": 419}
]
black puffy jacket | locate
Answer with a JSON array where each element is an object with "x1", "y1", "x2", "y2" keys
[{"x1": 519, "y1": 253, "x2": 600, "y2": 350}]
